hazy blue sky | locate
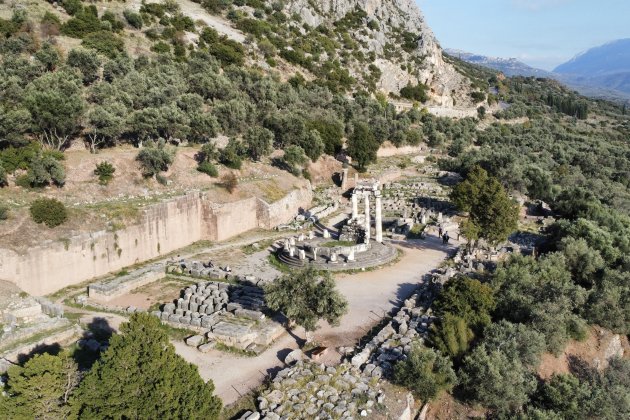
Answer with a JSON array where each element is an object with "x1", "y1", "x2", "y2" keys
[{"x1": 418, "y1": 0, "x2": 630, "y2": 70}]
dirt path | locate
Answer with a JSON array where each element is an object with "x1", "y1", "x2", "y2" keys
[
  {"x1": 177, "y1": 232, "x2": 459, "y2": 405},
  {"x1": 129, "y1": 0, "x2": 245, "y2": 43}
]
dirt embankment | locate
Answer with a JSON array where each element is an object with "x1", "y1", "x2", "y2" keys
[{"x1": 538, "y1": 326, "x2": 629, "y2": 379}]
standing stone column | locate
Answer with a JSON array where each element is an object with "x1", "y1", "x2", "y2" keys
[
  {"x1": 364, "y1": 192, "x2": 371, "y2": 242},
  {"x1": 341, "y1": 167, "x2": 349, "y2": 190},
  {"x1": 351, "y1": 192, "x2": 359, "y2": 220},
  {"x1": 375, "y1": 191, "x2": 383, "y2": 243}
]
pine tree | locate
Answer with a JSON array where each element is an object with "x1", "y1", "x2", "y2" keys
[
  {"x1": 72, "y1": 313, "x2": 222, "y2": 419},
  {"x1": 450, "y1": 166, "x2": 519, "y2": 245},
  {"x1": 0, "y1": 352, "x2": 79, "y2": 419}
]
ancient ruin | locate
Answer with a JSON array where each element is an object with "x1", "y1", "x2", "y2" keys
[{"x1": 276, "y1": 180, "x2": 398, "y2": 271}]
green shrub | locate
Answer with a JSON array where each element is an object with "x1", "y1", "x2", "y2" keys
[
  {"x1": 61, "y1": 8, "x2": 101, "y2": 38},
  {"x1": 471, "y1": 91, "x2": 486, "y2": 103},
  {"x1": 82, "y1": 31, "x2": 125, "y2": 58},
  {"x1": 62, "y1": 0, "x2": 83, "y2": 16},
  {"x1": 0, "y1": 143, "x2": 41, "y2": 173},
  {"x1": 197, "y1": 161, "x2": 218, "y2": 177},
  {"x1": 30, "y1": 198, "x2": 68, "y2": 227},
  {"x1": 94, "y1": 161, "x2": 115, "y2": 185},
  {"x1": 100, "y1": 11, "x2": 124, "y2": 33},
  {"x1": 0, "y1": 203, "x2": 8, "y2": 220},
  {"x1": 218, "y1": 139, "x2": 244, "y2": 170},
  {"x1": 41, "y1": 11, "x2": 61, "y2": 26},
  {"x1": 15, "y1": 175, "x2": 31, "y2": 189},
  {"x1": 151, "y1": 41, "x2": 171, "y2": 54},
  {"x1": 123, "y1": 10, "x2": 143, "y2": 29},
  {"x1": 136, "y1": 141, "x2": 175, "y2": 178},
  {"x1": 393, "y1": 344, "x2": 457, "y2": 401},
  {"x1": 24, "y1": 155, "x2": 66, "y2": 188},
  {"x1": 0, "y1": 163, "x2": 7, "y2": 187},
  {"x1": 400, "y1": 82, "x2": 429, "y2": 102}
]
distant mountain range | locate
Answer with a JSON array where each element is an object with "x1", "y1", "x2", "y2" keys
[
  {"x1": 444, "y1": 49, "x2": 553, "y2": 78},
  {"x1": 445, "y1": 41, "x2": 630, "y2": 102},
  {"x1": 554, "y1": 39, "x2": 630, "y2": 98}
]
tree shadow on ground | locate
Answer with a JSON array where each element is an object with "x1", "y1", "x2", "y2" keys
[
  {"x1": 73, "y1": 317, "x2": 115, "y2": 370},
  {"x1": 16, "y1": 342, "x2": 62, "y2": 365}
]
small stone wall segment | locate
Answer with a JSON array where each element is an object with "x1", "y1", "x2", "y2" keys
[
  {"x1": 351, "y1": 287, "x2": 436, "y2": 379},
  {"x1": 88, "y1": 265, "x2": 164, "y2": 302}
]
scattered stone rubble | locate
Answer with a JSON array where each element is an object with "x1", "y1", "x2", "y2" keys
[
  {"x1": 351, "y1": 287, "x2": 437, "y2": 378},
  {"x1": 246, "y1": 361, "x2": 384, "y2": 420},
  {"x1": 166, "y1": 259, "x2": 269, "y2": 286}
]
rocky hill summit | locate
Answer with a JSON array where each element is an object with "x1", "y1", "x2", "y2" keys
[{"x1": 278, "y1": 0, "x2": 469, "y2": 105}]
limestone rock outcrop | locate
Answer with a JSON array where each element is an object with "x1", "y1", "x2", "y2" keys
[{"x1": 283, "y1": 0, "x2": 469, "y2": 104}]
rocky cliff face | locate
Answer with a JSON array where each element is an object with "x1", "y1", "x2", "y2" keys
[{"x1": 283, "y1": 0, "x2": 469, "y2": 105}]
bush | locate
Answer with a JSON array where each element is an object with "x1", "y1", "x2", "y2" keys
[
  {"x1": 61, "y1": 8, "x2": 101, "y2": 38},
  {"x1": 432, "y1": 276, "x2": 496, "y2": 332},
  {"x1": 197, "y1": 161, "x2": 218, "y2": 177},
  {"x1": 123, "y1": 10, "x2": 143, "y2": 29},
  {"x1": 400, "y1": 82, "x2": 429, "y2": 102},
  {"x1": 30, "y1": 198, "x2": 68, "y2": 227},
  {"x1": 0, "y1": 143, "x2": 41, "y2": 173},
  {"x1": 94, "y1": 161, "x2": 115, "y2": 185},
  {"x1": 82, "y1": 31, "x2": 125, "y2": 58},
  {"x1": 471, "y1": 91, "x2": 486, "y2": 103},
  {"x1": 221, "y1": 172, "x2": 238, "y2": 193},
  {"x1": 62, "y1": 0, "x2": 83, "y2": 16},
  {"x1": 393, "y1": 344, "x2": 457, "y2": 401},
  {"x1": 0, "y1": 203, "x2": 8, "y2": 220},
  {"x1": 136, "y1": 141, "x2": 175, "y2": 178},
  {"x1": 0, "y1": 163, "x2": 7, "y2": 187},
  {"x1": 218, "y1": 139, "x2": 244, "y2": 170},
  {"x1": 25, "y1": 156, "x2": 66, "y2": 188}
]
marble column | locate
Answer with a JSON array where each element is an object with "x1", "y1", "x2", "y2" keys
[
  {"x1": 364, "y1": 192, "x2": 371, "y2": 242},
  {"x1": 351, "y1": 192, "x2": 359, "y2": 220},
  {"x1": 375, "y1": 191, "x2": 383, "y2": 243}
]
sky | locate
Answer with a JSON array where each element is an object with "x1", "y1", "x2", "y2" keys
[{"x1": 417, "y1": 0, "x2": 630, "y2": 70}]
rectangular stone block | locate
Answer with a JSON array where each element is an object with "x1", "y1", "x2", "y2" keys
[
  {"x1": 226, "y1": 303, "x2": 242, "y2": 312},
  {"x1": 198, "y1": 341, "x2": 216, "y2": 353},
  {"x1": 186, "y1": 335, "x2": 204, "y2": 347},
  {"x1": 235, "y1": 308, "x2": 265, "y2": 320}
]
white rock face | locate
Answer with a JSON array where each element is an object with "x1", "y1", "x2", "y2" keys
[{"x1": 284, "y1": 0, "x2": 469, "y2": 104}]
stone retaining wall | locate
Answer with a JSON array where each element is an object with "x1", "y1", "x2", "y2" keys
[{"x1": 0, "y1": 186, "x2": 312, "y2": 296}]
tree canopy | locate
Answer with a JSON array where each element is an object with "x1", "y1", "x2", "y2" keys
[
  {"x1": 73, "y1": 313, "x2": 222, "y2": 419},
  {"x1": 264, "y1": 266, "x2": 348, "y2": 333},
  {"x1": 451, "y1": 165, "x2": 519, "y2": 245}
]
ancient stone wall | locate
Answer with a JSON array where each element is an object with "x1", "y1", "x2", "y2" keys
[{"x1": 0, "y1": 187, "x2": 312, "y2": 296}]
